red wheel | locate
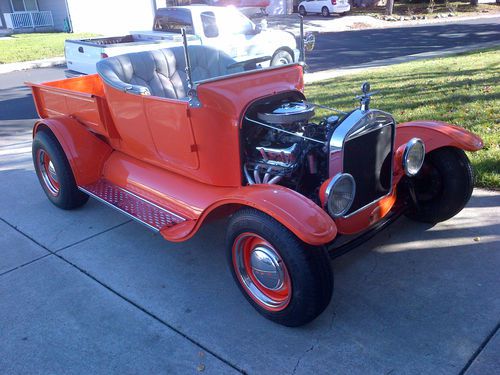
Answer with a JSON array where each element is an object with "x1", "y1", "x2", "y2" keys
[
  {"x1": 227, "y1": 208, "x2": 333, "y2": 326},
  {"x1": 33, "y1": 130, "x2": 89, "y2": 210},
  {"x1": 232, "y1": 232, "x2": 291, "y2": 311},
  {"x1": 36, "y1": 149, "x2": 60, "y2": 196}
]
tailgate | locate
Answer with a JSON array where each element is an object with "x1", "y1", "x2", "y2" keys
[{"x1": 65, "y1": 40, "x2": 104, "y2": 75}]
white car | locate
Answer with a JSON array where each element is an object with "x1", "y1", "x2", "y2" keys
[{"x1": 298, "y1": 0, "x2": 351, "y2": 17}]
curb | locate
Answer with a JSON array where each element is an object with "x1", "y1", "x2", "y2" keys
[
  {"x1": 305, "y1": 41, "x2": 500, "y2": 83},
  {"x1": 0, "y1": 57, "x2": 65, "y2": 75}
]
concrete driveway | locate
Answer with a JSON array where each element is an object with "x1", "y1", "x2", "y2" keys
[{"x1": 1, "y1": 68, "x2": 499, "y2": 374}]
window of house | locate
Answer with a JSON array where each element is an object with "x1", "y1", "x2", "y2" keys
[{"x1": 10, "y1": 0, "x2": 38, "y2": 12}]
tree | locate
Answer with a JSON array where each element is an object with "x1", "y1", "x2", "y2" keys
[{"x1": 386, "y1": 0, "x2": 395, "y2": 15}]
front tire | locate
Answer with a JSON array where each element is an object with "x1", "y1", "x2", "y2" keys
[
  {"x1": 299, "y1": 6, "x2": 307, "y2": 16},
  {"x1": 226, "y1": 208, "x2": 333, "y2": 327},
  {"x1": 405, "y1": 147, "x2": 474, "y2": 223},
  {"x1": 33, "y1": 130, "x2": 89, "y2": 210},
  {"x1": 322, "y1": 7, "x2": 330, "y2": 17}
]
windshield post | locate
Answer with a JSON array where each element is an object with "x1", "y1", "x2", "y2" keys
[
  {"x1": 299, "y1": 15, "x2": 309, "y2": 72},
  {"x1": 181, "y1": 28, "x2": 201, "y2": 108},
  {"x1": 299, "y1": 15, "x2": 305, "y2": 64},
  {"x1": 181, "y1": 28, "x2": 193, "y2": 90}
]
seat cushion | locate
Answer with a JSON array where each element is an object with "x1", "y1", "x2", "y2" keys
[{"x1": 97, "y1": 49, "x2": 187, "y2": 99}]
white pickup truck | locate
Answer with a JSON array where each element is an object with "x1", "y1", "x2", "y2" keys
[{"x1": 65, "y1": 5, "x2": 300, "y2": 75}]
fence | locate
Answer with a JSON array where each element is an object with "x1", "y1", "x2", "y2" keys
[{"x1": 4, "y1": 11, "x2": 54, "y2": 29}]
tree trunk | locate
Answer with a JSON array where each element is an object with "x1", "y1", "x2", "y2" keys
[{"x1": 386, "y1": 0, "x2": 395, "y2": 15}]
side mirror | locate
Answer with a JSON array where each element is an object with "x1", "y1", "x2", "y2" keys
[
  {"x1": 260, "y1": 19, "x2": 268, "y2": 31},
  {"x1": 304, "y1": 32, "x2": 315, "y2": 52}
]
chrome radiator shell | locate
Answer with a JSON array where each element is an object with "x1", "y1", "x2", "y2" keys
[{"x1": 328, "y1": 109, "x2": 396, "y2": 217}]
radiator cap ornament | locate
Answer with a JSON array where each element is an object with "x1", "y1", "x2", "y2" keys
[{"x1": 356, "y1": 81, "x2": 379, "y2": 111}]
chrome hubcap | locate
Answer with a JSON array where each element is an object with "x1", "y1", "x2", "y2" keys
[
  {"x1": 250, "y1": 246, "x2": 285, "y2": 290},
  {"x1": 38, "y1": 149, "x2": 59, "y2": 196},
  {"x1": 276, "y1": 57, "x2": 289, "y2": 65},
  {"x1": 233, "y1": 233, "x2": 291, "y2": 311}
]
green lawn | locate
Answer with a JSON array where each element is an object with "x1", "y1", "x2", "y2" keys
[
  {"x1": 306, "y1": 48, "x2": 500, "y2": 189},
  {"x1": 0, "y1": 33, "x2": 98, "y2": 64}
]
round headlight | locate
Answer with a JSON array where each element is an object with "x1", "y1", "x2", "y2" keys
[
  {"x1": 325, "y1": 173, "x2": 356, "y2": 218},
  {"x1": 403, "y1": 138, "x2": 425, "y2": 176}
]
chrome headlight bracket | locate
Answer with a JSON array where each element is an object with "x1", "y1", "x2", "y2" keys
[
  {"x1": 403, "y1": 138, "x2": 425, "y2": 177},
  {"x1": 325, "y1": 173, "x2": 356, "y2": 218}
]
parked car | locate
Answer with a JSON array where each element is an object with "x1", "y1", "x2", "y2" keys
[
  {"x1": 65, "y1": 5, "x2": 298, "y2": 75},
  {"x1": 298, "y1": 0, "x2": 350, "y2": 17},
  {"x1": 28, "y1": 39, "x2": 482, "y2": 326}
]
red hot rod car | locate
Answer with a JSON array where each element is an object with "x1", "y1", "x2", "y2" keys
[{"x1": 28, "y1": 40, "x2": 482, "y2": 326}]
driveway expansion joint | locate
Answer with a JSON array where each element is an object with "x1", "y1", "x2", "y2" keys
[
  {"x1": 0, "y1": 216, "x2": 247, "y2": 374},
  {"x1": 0, "y1": 252, "x2": 53, "y2": 278},
  {"x1": 55, "y1": 219, "x2": 132, "y2": 253},
  {"x1": 459, "y1": 321, "x2": 500, "y2": 375}
]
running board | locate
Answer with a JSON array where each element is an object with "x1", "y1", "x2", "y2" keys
[{"x1": 79, "y1": 179, "x2": 186, "y2": 232}]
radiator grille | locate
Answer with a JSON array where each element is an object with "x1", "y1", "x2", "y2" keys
[{"x1": 343, "y1": 121, "x2": 394, "y2": 215}]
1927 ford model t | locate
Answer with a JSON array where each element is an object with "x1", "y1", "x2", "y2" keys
[{"x1": 28, "y1": 31, "x2": 483, "y2": 326}]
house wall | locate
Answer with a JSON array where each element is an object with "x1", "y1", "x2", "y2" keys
[
  {"x1": 66, "y1": 0, "x2": 156, "y2": 34},
  {"x1": 0, "y1": 0, "x2": 11, "y2": 28},
  {"x1": 38, "y1": 0, "x2": 69, "y2": 31}
]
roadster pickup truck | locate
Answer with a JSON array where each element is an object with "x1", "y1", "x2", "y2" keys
[{"x1": 28, "y1": 38, "x2": 483, "y2": 326}]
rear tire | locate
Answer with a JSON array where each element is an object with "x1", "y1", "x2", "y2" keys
[
  {"x1": 33, "y1": 130, "x2": 89, "y2": 210},
  {"x1": 322, "y1": 7, "x2": 330, "y2": 17},
  {"x1": 299, "y1": 6, "x2": 307, "y2": 16},
  {"x1": 405, "y1": 147, "x2": 474, "y2": 224},
  {"x1": 226, "y1": 208, "x2": 333, "y2": 327}
]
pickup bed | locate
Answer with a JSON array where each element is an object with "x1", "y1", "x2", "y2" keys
[
  {"x1": 65, "y1": 33, "x2": 199, "y2": 75},
  {"x1": 65, "y1": 5, "x2": 298, "y2": 75}
]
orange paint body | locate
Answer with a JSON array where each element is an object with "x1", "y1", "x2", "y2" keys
[{"x1": 27, "y1": 65, "x2": 482, "y2": 246}]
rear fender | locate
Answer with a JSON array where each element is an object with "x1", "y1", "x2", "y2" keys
[
  {"x1": 162, "y1": 184, "x2": 337, "y2": 246},
  {"x1": 394, "y1": 120, "x2": 483, "y2": 174},
  {"x1": 33, "y1": 116, "x2": 112, "y2": 186}
]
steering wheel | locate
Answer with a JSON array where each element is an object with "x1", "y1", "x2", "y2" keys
[{"x1": 227, "y1": 55, "x2": 272, "y2": 70}]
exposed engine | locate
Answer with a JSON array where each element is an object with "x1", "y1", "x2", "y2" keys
[{"x1": 242, "y1": 94, "x2": 341, "y2": 201}]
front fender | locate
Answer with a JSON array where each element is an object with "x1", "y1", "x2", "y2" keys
[
  {"x1": 394, "y1": 120, "x2": 483, "y2": 176},
  {"x1": 396, "y1": 120, "x2": 483, "y2": 153},
  {"x1": 162, "y1": 184, "x2": 337, "y2": 246},
  {"x1": 33, "y1": 117, "x2": 112, "y2": 186}
]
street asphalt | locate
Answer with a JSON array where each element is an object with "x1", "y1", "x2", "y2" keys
[
  {"x1": 1, "y1": 35, "x2": 500, "y2": 374},
  {"x1": 307, "y1": 16, "x2": 500, "y2": 72}
]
